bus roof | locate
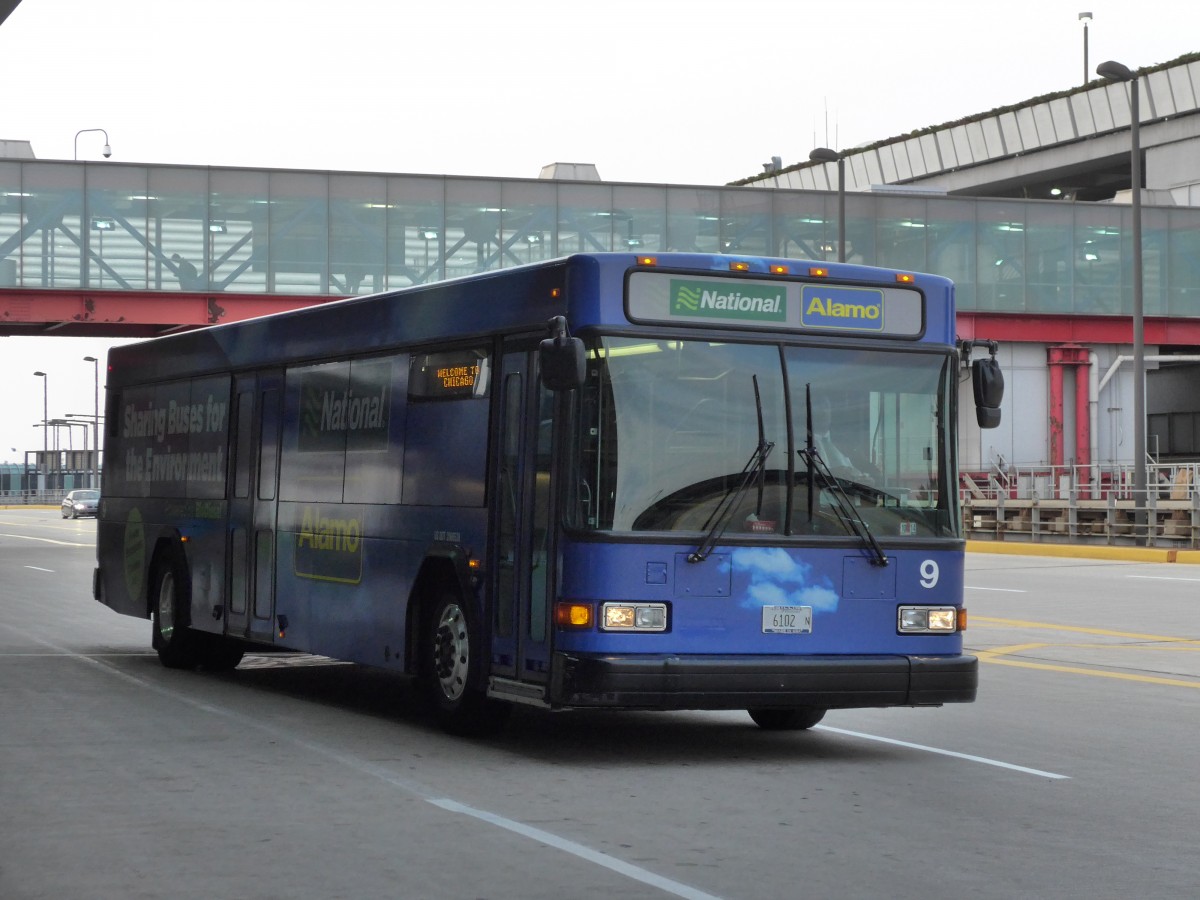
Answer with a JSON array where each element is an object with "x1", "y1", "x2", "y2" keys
[{"x1": 106, "y1": 253, "x2": 955, "y2": 386}]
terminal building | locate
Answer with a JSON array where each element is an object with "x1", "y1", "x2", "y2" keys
[{"x1": 3, "y1": 53, "x2": 1200, "y2": 536}]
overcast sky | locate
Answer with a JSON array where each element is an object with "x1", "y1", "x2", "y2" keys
[{"x1": 0, "y1": 0, "x2": 1195, "y2": 465}]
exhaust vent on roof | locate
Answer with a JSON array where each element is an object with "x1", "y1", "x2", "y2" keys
[
  {"x1": 539, "y1": 162, "x2": 601, "y2": 181},
  {"x1": 0, "y1": 140, "x2": 36, "y2": 160}
]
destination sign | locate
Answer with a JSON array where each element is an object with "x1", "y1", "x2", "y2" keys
[
  {"x1": 626, "y1": 272, "x2": 924, "y2": 337},
  {"x1": 409, "y1": 349, "x2": 490, "y2": 400}
]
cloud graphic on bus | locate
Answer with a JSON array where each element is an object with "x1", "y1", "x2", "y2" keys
[{"x1": 730, "y1": 547, "x2": 839, "y2": 612}]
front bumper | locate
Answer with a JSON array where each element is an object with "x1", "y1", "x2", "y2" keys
[{"x1": 550, "y1": 652, "x2": 977, "y2": 710}]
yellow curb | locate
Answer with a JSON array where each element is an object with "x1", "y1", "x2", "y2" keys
[{"x1": 966, "y1": 540, "x2": 1200, "y2": 564}]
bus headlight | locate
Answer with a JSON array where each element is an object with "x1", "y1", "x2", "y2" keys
[
  {"x1": 601, "y1": 602, "x2": 668, "y2": 632},
  {"x1": 897, "y1": 605, "x2": 959, "y2": 634}
]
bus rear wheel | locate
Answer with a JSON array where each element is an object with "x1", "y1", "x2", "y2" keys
[
  {"x1": 151, "y1": 554, "x2": 202, "y2": 670},
  {"x1": 747, "y1": 707, "x2": 826, "y2": 730},
  {"x1": 422, "y1": 593, "x2": 509, "y2": 736}
]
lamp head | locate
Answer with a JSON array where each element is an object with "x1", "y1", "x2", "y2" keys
[
  {"x1": 102, "y1": 144, "x2": 112, "y2": 158},
  {"x1": 1097, "y1": 60, "x2": 1133, "y2": 82}
]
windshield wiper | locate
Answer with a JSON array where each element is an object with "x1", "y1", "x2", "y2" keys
[
  {"x1": 689, "y1": 376, "x2": 773, "y2": 563},
  {"x1": 799, "y1": 385, "x2": 888, "y2": 568},
  {"x1": 799, "y1": 445, "x2": 888, "y2": 566}
]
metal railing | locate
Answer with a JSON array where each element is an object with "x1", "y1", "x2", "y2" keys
[{"x1": 961, "y1": 462, "x2": 1200, "y2": 547}]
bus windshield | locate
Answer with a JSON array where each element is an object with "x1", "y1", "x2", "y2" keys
[{"x1": 574, "y1": 336, "x2": 956, "y2": 539}]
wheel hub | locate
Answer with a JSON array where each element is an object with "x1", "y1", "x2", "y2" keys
[
  {"x1": 432, "y1": 604, "x2": 469, "y2": 701},
  {"x1": 157, "y1": 572, "x2": 176, "y2": 641}
]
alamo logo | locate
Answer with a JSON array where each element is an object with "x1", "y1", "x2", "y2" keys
[
  {"x1": 800, "y1": 285, "x2": 885, "y2": 331},
  {"x1": 670, "y1": 279, "x2": 787, "y2": 322}
]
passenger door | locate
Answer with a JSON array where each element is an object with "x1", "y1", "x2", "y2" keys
[
  {"x1": 490, "y1": 345, "x2": 556, "y2": 688},
  {"x1": 225, "y1": 371, "x2": 283, "y2": 643}
]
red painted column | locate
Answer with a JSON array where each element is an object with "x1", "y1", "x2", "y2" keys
[
  {"x1": 1048, "y1": 350, "x2": 1065, "y2": 468},
  {"x1": 1075, "y1": 360, "x2": 1091, "y2": 496},
  {"x1": 1049, "y1": 345, "x2": 1094, "y2": 496}
]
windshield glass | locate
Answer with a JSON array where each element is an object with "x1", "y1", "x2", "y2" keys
[{"x1": 572, "y1": 336, "x2": 956, "y2": 539}]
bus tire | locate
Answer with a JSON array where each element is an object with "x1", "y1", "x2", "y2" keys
[
  {"x1": 422, "y1": 592, "x2": 509, "y2": 737},
  {"x1": 747, "y1": 707, "x2": 826, "y2": 731},
  {"x1": 198, "y1": 636, "x2": 245, "y2": 672},
  {"x1": 150, "y1": 552, "x2": 202, "y2": 670}
]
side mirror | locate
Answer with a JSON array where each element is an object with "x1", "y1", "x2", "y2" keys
[
  {"x1": 539, "y1": 316, "x2": 585, "y2": 391},
  {"x1": 972, "y1": 357, "x2": 1004, "y2": 429}
]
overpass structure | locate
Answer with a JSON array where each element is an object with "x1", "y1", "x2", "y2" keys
[
  {"x1": 3, "y1": 54, "x2": 1200, "y2": 485},
  {"x1": 745, "y1": 54, "x2": 1200, "y2": 205}
]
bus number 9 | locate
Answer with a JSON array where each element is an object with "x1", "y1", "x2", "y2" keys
[{"x1": 919, "y1": 559, "x2": 939, "y2": 589}]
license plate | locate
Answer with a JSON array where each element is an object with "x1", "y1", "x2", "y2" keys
[{"x1": 762, "y1": 606, "x2": 813, "y2": 634}]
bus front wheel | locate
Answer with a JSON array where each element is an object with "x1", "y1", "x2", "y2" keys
[
  {"x1": 422, "y1": 593, "x2": 509, "y2": 736},
  {"x1": 151, "y1": 554, "x2": 202, "y2": 670},
  {"x1": 747, "y1": 707, "x2": 826, "y2": 730},
  {"x1": 198, "y1": 636, "x2": 245, "y2": 672}
]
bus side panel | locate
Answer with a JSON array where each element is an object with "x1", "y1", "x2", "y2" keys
[
  {"x1": 94, "y1": 497, "x2": 229, "y2": 627},
  {"x1": 270, "y1": 505, "x2": 489, "y2": 668},
  {"x1": 96, "y1": 373, "x2": 233, "y2": 623},
  {"x1": 96, "y1": 513, "x2": 148, "y2": 618}
]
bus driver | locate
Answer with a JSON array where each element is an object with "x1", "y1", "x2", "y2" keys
[{"x1": 810, "y1": 394, "x2": 868, "y2": 480}]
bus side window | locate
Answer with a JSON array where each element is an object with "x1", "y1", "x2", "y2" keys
[
  {"x1": 233, "y1": 392, "x2": 253, "y2": 499},
  {"x1": 257, "y1": 388, "x2": 279, "y2": 501}
]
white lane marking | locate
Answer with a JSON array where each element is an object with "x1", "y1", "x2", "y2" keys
[
  {"x1": 5, "y1": 627, "x2": 726, "y2": 900},
  {"x1": 429, "y1": 798, "x2": 723, "y2": 900},
  {"x1": 1126, "y1": 574, "x2": 1200, "y2": 583},
  {"x1": 965, "y1": 586, "x2": 1027, "y2": 593},
  {"x1": 815, "y1": 725, "x2": 1069, "y2": 780},
  {"x1": 0, "y1": 532, "x2": 93, "y2": 548},
  {"x1": 23, "y1": 566, "x2": 54, "y2": 572}
]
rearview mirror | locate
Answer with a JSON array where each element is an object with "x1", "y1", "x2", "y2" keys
[
  {"x1": 972, "y1": 357, "x2": 1004, "y2": 428},
  {"x1": 539, "y1": 316, "x2": 585, "y2": 391}
]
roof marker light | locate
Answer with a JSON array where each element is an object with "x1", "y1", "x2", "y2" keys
[
  {"x1": 808, "y1": 266, "x2": 829, "y2": 277},
  {"x1": 637, "y1": 256, "x2": 658, "y2": 267},
  {"x1": 729, "y1": 261, "x2": 751, "y2": 272},
  {"x1": 770, "y1": 264, "x2": 790, "y2": 275},
  {"x1": 895, "y1": 273, "x2": 915, "y2": 283}
]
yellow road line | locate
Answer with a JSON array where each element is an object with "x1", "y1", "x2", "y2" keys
[
  {"x1": 972, "y1": 615, "x2": 1195, "y2": 644},
  {"x1": 978, "y1": 654, "x2": 1200, "y2": 689},
  {"x1": 976, "y1": 642, "x2": 1050, "y2": 657},
  {"x1": 972, "y1": 623, "x2": 1200, "y2": 687}
]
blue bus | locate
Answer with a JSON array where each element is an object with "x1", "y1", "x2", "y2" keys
[{"x1": 94, "y1": 252, "x2": 1002, "y2": 734}]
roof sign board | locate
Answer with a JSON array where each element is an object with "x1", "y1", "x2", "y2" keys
[{"x1": 626, "y1": 272, "x2": 923, "y2": 337}]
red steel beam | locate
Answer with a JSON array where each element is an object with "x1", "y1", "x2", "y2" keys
[
  {"x1": 956, "y1": 311, "x2": 1200, "y2": 345},
  {"x1": 3, "y1": 290, "x2": 1200, "y2": 345},
  {"x1": 0, "y1": 288, "x2": 343, "y2": 338}
]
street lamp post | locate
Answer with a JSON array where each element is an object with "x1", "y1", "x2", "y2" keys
[
  {"x1": 74, "y1": 128, "x2": 112, "y2": 160},
  {"x1": 1098, "y1": 59, "x2": 1146, "y2": 540},
  {"x1": 809, "y1": 147, "x2": 845, "y2": 262},
  {"x1": 32, "y1": 370, "x2": 47, "y2": 464},
  {"x1": 1079, "y1": 13, "x2": 1092, "y2": 86},
  {"x1": 83, "y1": 356, "x2": 100, "y2": 489}
]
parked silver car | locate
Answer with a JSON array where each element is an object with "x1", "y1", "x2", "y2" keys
[{"x1": 61, "y1": 489, "x2": 100, "y2": 518}]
